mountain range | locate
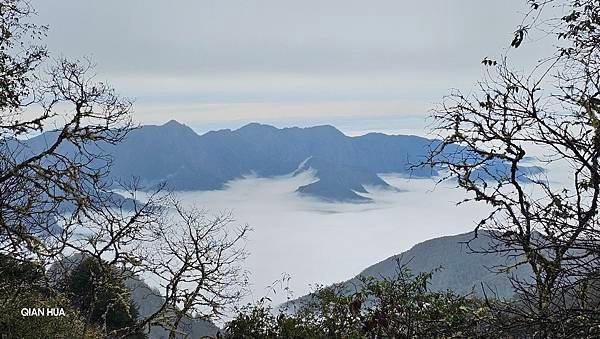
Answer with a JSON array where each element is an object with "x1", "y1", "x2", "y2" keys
[{"x1": 21, "y1": 120, "x2": 541, "y2": 202}]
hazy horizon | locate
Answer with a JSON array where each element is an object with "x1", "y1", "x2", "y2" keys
[{"x1": 30, "y1": 0, "x2": 553, "y2": 133}]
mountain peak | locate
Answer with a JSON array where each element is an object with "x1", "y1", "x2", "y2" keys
[
  {"x1": 162, "y1": 119, "x2": 186, "y2": 128},
  {"x1": 236, "y1": 123, "x2": 346, "y2": 137},
  {"x1": 237, "y1": 122, "x2": 277, "y2": 131},
  {"x1": 303, "y1": 124, "x2": 345, "y2": 136},
  {"x1": 158, "y1": 120, "x2": 199, "y2": 136}
]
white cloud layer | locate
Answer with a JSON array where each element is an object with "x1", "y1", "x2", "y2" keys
[{"x1": 173, "y1": 172, "x2": 493, "y2": 308}]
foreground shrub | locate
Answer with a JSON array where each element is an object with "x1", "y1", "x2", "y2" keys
[{"x1": 225, "y1": 266, "x2": 495, "y2": 338}]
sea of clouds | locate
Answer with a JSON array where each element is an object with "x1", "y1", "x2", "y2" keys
[{"x1": 173, "y1": 170, "x2": 494, "y2": 307}]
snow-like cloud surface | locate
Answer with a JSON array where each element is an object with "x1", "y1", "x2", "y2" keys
[{"x1": 173, "y1": 172, "x2": 492, "y2": 306}]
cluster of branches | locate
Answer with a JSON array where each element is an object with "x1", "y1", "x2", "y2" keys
[
  {"x1": 0, "y1": 1, "x2": 248, "y2": 337},
  {"x1": 425, "y1": 0, "x2": 600, "y2": 336}
]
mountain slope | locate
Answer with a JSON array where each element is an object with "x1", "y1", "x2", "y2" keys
[
  {"x1": 355, "y1": 231, "x2": 531, "y2": 298},
  {"x1": 285, "y1": 231, "x2": 532, "y2": 309},
  {"x1": 295, "y1": 157, "x2": 392, "y2": 202}
]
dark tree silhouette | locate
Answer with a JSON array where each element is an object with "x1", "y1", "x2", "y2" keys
[
  {"x1": 425, "y1": 0, "x2": 600, "y2": 336},
  {"x1": 0, "y1": 1, "x2": 248, "y2": 337},
  {"x1": 62, "y1": 257, "x2": 146, "y2": 338}
]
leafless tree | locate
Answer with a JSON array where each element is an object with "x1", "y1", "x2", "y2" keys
[
  {"x1": 0, "y1": 1, "x2": 248, "y2": 337},
  {"x1": 425, "y1": 0, "x2": 600, "y2": 336}
]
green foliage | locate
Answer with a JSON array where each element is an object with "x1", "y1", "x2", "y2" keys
[
  {"x1": 352, "y1": 271, "x2": 487, "y2": 338},
  {"x1": 224, "y1": 266, "x2": 494, "y2": 338},
  {"x1": 0, "y1": 254, "x2": 149, "y2": 338},
  {"x1": 0, "y1": 255, "x2": 103, "y2": 338},
  {"x1": 62, "y1": 257, "x2": 147, "y2": 338}
]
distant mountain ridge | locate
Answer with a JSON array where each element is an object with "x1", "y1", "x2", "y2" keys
[
  {"x1": 284, "y1": 231, "x2": 533, "y2": 310},
  {"x1": 354, "y1": 231, "x2": 531, "y2": 298},
  {"x1": 20, "y1": 120, "x2": 541, "y2": 202},
  {"x1": 114, "y1": 121, "x2": 443, "y2": 201}
]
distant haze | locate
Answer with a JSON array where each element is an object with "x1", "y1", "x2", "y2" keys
[
  {"x1": 30, "y1": 0, "x2": 553, "y2": 133},
  {"x1": 173, "y1": 172, "x2": 492, "y2": 307}
]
